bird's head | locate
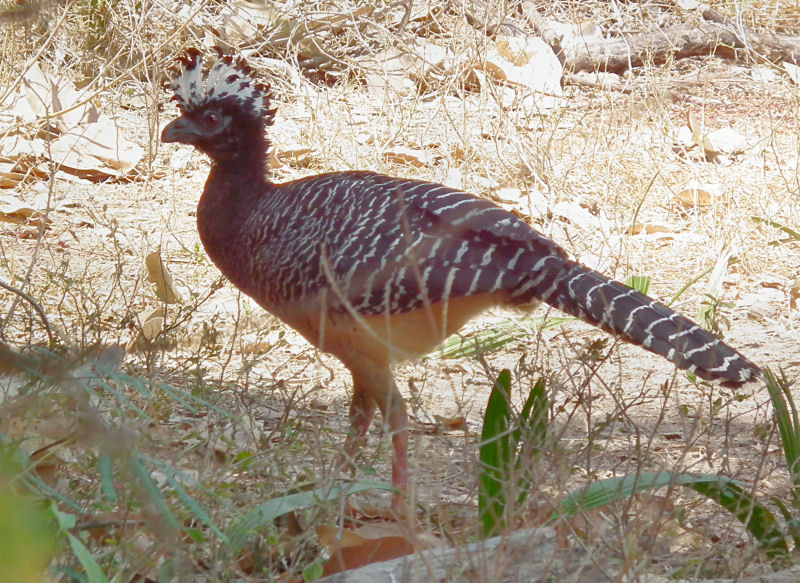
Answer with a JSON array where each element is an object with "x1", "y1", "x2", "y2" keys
[{"x1": 161, "y1": 48, "x2": 276, "y2": 163}]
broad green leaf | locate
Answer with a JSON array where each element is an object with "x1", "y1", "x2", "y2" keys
[
  {"x1": 514, "y1": 378, "x2": 547, "y2": 507},
  {"x1": 479, "y1": 369, "x2": 514, "y2": 537}
]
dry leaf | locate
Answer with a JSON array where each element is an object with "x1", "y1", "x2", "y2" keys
[
  {"x1": 366, "y1": 47, "x2": 418, "y2": 99},
  {"x1": 382, "y1": 146, "x2": 435, "y2": 168},
  {"x1": 672, "y1": 188, "x2": 712, "y2": 210},
  {"x1": 317, "y1": 523, "x2": 416, "y2": 576},
  {"x1": 494, "y1": 187, "x2": 549, "y2": 219},
  {"x1": 145, "y1": 249, "x2": 182, "y2": 304},
  {"x1": 484, "y1": 36, "x2": 562, "y2": 95},
  {"x1": 222, "y1": 0, "x2": 284, "y2": 45},
  {"x1": 21, "y1": 62, "x2": 99, "y2": 129},
  {"x1": 703, "y1": 127, "x2": 746, "y2": 157},
  {"x1": 784, "y1": 61, "x2": 800, "y2": 86},
  {"x1": 0, "y1": 165, "x2": 27, "y2": 189},
  {"x1": 126, "y1": 306, "x2": 166, "y2": 352},
  {"x1": 49, "y1": 118, "x2": 144, "y2": 178},
  {"x1": 625, "y1": 222, "x2": 672, "y2": 235},
  {"x1": 274, "y1": 144, "x2": 313, "y2": 167},
  {"x1": 790, "y1": 282, "x2": 800, "y2": 310},
  {"x1": 418, "y1": 415, "x2": 467, "y2": 434},
  {"x1": 0, "y1": 193, "x2": 48, "y2": 225},
  {"x1": 686, "y1": 110, "x2": 702, "y2": 145}
]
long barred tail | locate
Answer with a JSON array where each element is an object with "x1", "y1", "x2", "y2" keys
[{"x1": 522, "y1": 259, "x2": 761, "y2": 387}]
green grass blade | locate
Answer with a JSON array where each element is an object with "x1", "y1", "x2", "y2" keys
[
  {"x1": 478, "y1": 369, "x2": 514, "y2": 537},
  {"x1": 430, "y1": 317, "x2": 571, "y2": 359},
  {"x1": 161, "y1": 472, "x2": 229, "y2": 546},
  {"x1": 97, "y1": 454, "x2": 117, "y2": 504},
  {"x1": 549, "y1": 472, "x2": 788, "y2": 559},
  {"x1": 227, "y1": 481, "x2": 391, "y2": 553},
  {"x1": 665, "y1": 264, "x2": 715, "y2": 308},
  {"x1": 514, "y1": 378, "x2": 547, "y2": 507},
  {"x1": 51, "y1": 504, "x2": 110, "y2": 583},
  {"x1": 763, "y1": 367, "x2": 800, "y2": 504},
  {"x1": 770, "y1": 496, "x2": 800, "y2": 552},
  {"x1": 23, "y1": 474, "x2": 84, "y2": 513},
  {"x1": 129, "y1": 455, "x2": 179, "y2": 529},
  {"x1": 751, "y1": 216, "x2": 800, "y2": 245},
  {"x1": 688, "y1": 478, "x2": 788, "y2": 560},
  {"x1": 623, "y1": 275, "x2": 650, "y2": 295}
]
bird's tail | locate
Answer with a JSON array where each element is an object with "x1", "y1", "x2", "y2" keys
[{"x1": 513, "y1": 258, "x2": 760, "y2": 387}]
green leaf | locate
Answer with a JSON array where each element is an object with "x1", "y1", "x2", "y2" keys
[
  {"x1": 226, "y1": 481, "x2": 391, "y2": 553},
  {"x1": 514, "y1": 378, "x2": 547, "y2": 507},
  {"x1": 479, "y1": 369, "x2": 514, "y2": 537},
  {"x1": 51, "y1": 504, "x2": 110, "y2": 583},
  {"x1": 162, "y1": 471, "x2": 229, "y2": 546},
  {"x1": 129, "y1": 455, "x2": 179, "y2": 529},
  {"x1": 751, "y1": 216, "x2": 800, "y2": 245},
  {"x1": 303, "y1": 559, "x2": 325, "y2": 581},
  {"x1": 97, "y1": 454, "x2": 116, "y2": 504},
  {"x1": 0, "y1": 480, "x2": 57, "y2": 583},
  {"x1": 689, "y1": 479, "x2": 787, "y2": 560},
  {"x1": 763, "y1": 367, "x2": 800, "y2": 505},
  {"x1": 430, "y1": 317, "x2": 571, "y2": 359},
  {"x1": 623, "y1": 275, "x2": 650, "y2": 295},
  {"x1": 549, "y1": 472, "x2": 788, "y2": 559}
]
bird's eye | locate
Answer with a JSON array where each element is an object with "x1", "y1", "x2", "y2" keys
[{"x1": 203, "y1": 111, "x2": 220, "y2": 127}]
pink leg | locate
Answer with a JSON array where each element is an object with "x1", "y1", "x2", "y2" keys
[
  {"x1": 345, "y1": 364, "x2": 411, "y2": 516},
  {"x1": 340, "y1": 385, "x2": 377, "y2": 471},
  {"x1": 371, "y1": 379, "x2": 410, "y2": 516}
]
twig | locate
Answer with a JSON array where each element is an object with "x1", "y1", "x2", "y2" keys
[{"x1": 0, "y1": 279, "x2": 54, "y2": 345}]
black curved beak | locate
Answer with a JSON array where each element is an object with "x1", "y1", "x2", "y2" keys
[{"x1": 161, "y1": 116, "x2": 201, "y2": 145}]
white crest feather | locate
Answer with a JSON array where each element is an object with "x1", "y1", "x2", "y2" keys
[{"x1": 167, "y1": 49, "x2": 275, "y2": 123}]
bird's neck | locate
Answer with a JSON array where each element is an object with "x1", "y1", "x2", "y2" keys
[{"x1": 197, "y1": 157, "x2": 273, "y2": 289}]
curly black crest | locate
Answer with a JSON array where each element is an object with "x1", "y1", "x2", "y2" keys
[{"x1": 166, "y1": 48, "x2": 276, "y2": 125}]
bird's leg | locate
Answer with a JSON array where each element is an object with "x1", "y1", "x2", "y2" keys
[
  {"x1": 339, "y1": 385, "x2": 377, "y2": 473},
  {"x1": 369, "y1": 376, "x2": 409, "y2": 516},
  {"x1": 346, "y1": 364, "x2": 410, "y2": 516}
]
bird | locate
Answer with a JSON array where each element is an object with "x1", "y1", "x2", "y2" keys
[{"x1": 161, "y1": 48, "x2": 761, "y2": 515}]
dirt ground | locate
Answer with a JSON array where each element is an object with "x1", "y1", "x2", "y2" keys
[{"x1": 2, "y1": 1, "x2": 800, "y2": 581}]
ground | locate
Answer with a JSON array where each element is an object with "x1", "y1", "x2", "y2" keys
[{"x1": 1, "y1": 1, "x2": 799, "y2": 581}]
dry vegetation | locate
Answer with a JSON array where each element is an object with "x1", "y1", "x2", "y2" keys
[{"x1": 1, "y1": 0, "x2": 799, "y2": 581}]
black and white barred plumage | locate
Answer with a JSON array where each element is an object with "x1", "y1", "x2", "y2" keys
[{"x1": 163, "y1": 49, "x2": 760, "y2": 389}]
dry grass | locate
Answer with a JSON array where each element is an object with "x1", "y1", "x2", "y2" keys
[{"x1": 0, "y1": 0, "x2": 799, "y2": 581}]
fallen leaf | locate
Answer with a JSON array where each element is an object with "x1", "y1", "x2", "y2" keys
[
  {"x1": 484, "y1": 35, "x2": 563, "y2": 95},
  {"x1": 703, "y1": 127, "x2": 746, "y2": 158},
  {"x1": 686, "y1": 110, "x2": 702, "y2": 145},
  {"x1": 418, "y1": 415, "x2": 467, "y2": 434},
  {"x1": 126, "y1": 306, "x2": 167, "y2": 352},
  {"x1": 0, "y1": 193, "x2": 48, "y2": 225},
  {"x1": 21, "y1": 62, "x2": 99, "y2": 130},
  {"x1": 145, "y1": 249, "x2": 182, "y2": 304},
  {"x1": 274, "y1": 144, "x2": 313, "y2": 167},
  {"x1": 672, "y1": 188, "x2": 712, "y2": 210},
  {"x1": 317, "y1": 523, "x2": 417, "y2": 576},
  {"x1": 783, "y1": 61, "x2": 800, "y2": 86},
  {"x1": 48, "y1": 118, "x2": 144, "y2": 178},
  {"x1": 382, "y1": 146, "x2": 435, "y2": 167},
  {"x1": 625, "y1": 222, "x2": 672, "y2": 235}
]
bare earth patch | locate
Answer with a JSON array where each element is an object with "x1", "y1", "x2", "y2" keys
[{"x1": 1, "y1": 1, "x2": 799, "y2": 581}]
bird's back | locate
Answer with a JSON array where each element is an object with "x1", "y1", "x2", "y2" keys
[{"x1": 222, "y1": 170, "x2": 566, "y2": 317}]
